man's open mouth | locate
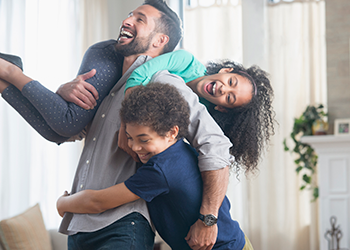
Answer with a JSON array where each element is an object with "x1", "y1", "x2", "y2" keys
[
  {"x1": 205, "y1": 82, "x2": 216, "y2": 96},
  {"x1": 119, "y1": 29, "x2": 135, "y2": 40}
]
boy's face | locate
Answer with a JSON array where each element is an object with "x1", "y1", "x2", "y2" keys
[{"x1": 125, "y1": 123, "x2": 177, "y2": 164}]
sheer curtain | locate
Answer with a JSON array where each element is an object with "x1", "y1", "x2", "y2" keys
[
  {"x1": 80, "y1": 0, "x2": 109, "y2": 52},
  {"x1": 183, "y1": 0, "x2": 251, "y2": 237},
  {"x1": 184, "y1": 0, "x2": 326, "y2": 249},
  {"x1": 248, "y1": 1, "x2": 326, "y2": 249},
  {"x1": 183, "y1": 0, "x2": 243, "y2": 63},
  {"x1": 0, "y1": 0, "x2": 109, "y2": 229}
]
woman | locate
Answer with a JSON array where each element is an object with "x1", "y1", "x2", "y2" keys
[{"x1": 0, "y1": 48, "x2": 274, "y2": 172}]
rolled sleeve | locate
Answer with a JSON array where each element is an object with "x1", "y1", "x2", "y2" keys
[{"x1": 151, "y1": 71, "x2": 233, "y2": 172}]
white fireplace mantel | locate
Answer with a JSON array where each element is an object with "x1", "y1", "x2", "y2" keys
[{"x1": 301, "y1": 135, "x2": 350, "y2": 250}]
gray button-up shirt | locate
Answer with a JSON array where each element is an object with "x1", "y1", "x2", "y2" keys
[{"x1": 59, "y1": 56, "x2": 232, "y2": 235}]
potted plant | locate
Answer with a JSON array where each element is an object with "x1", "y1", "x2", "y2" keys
[{"x1": 283, "y1": 104, "x2": 327, "y2": 201}]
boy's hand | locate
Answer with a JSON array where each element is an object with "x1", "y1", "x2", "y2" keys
[
  {"x1": 118, "y1": 122, "x2": 139, "y2": 162},
  {"x1": 56, "y1": 69, "x2": 98, "y2": 110},
  {"x1": 57, "y1": 191, "x2": 70, "y2": 217}
]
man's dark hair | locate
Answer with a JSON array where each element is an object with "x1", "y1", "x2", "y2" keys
[
  {"x1": 143, "y1": 0, "x2": 183, "y2": 53},
  {"x1": 120, "y1": 82, "x2": 190, "y2": 139}
]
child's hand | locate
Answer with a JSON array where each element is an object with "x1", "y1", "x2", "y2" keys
[{"x1": 57, "y1": 191, "x2": 70, "y2": 217}]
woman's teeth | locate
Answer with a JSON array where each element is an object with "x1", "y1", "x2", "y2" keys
[{"x1": 206, "y1": 82, "x2": 216, "y2": 95}]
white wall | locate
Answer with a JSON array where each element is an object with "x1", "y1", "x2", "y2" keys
[{"x1": 107, "y1": 0, "x2": 144, "y2": 39}]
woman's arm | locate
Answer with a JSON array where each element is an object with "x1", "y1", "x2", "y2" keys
[
  {"x1": 57, "y1": 183, "x2": 140, "y2": 217},
  {"x1": 125, "y1": 50, "x2": 206, "y2": 92}
]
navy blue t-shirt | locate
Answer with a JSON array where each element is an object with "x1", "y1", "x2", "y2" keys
[{"x1": 125, "y1": 140, "x2": 245, "y2": 250}]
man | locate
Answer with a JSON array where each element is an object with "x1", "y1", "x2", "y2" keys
[
  {"x1": 58, "y1": 1, "x2": 231, "y2": 249},
  {"x1": 1, "y1": 0, "x2": 231, "y2": 249}
]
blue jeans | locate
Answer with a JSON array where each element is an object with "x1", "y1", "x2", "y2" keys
[{"x1": 68, "y1": 212, "x2": 155, "y2": 250}]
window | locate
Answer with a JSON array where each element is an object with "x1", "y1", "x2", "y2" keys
[
  {"x1": 186, "y1": 0, "x2": 240, "y2": 7},
  {"x1": 268, "y1": 0, "x2": 321, "y2": 3}
]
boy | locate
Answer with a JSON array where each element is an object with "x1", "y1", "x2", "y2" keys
[{"x1": 57, "y1": 82, "x2": 251, "y2": 250}]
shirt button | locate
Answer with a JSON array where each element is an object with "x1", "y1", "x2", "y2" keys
[
  {"x1": 80, "y1": 184, "x2": 83, "y2": 188},
  {"x1": 93, "y1": 137, "x2": 96, "y2": 141},
  {"x1": 101, "y1": 114, "x2": 105, "y2": 118},
  {"x1": 86, "y1": 160, "x2": 90, "y2": 164},
  {"x1": 111, "y1": 93, "x2": 115, "y2": 97},
  {"x1": 131, "y1": 222, "x2": 135, "y2": 225}
]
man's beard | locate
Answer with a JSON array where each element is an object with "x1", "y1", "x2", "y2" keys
[{"x1": 116, "y1": 33, "x2": 155, "y2": 57}]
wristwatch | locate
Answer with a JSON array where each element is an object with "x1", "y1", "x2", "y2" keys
[{"x1": 199, "y1": 213, "x2": 218, "y2": 226}]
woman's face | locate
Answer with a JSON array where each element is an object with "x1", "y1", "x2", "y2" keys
[{"x1": 187, "y1": 68, "x2": 254, "y2": 111}]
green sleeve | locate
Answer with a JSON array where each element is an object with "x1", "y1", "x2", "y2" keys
[{"x1": 125, "y1": 50, "x2": 207, "y2": 92}]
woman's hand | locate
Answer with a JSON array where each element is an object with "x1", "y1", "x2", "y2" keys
[
  {"x1": 57, "y1": 191, "x2": 70, "y2": 217},
  {"x1": 118, "y1": 122, "x2": 139, "y2": 162}
]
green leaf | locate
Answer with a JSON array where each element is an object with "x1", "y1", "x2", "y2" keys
[
  {"x1": 294, "y1": 159, "x2": 301, "y2": 164},
  {"x1": 300, "y1": 185, "x2": 306, "y2": 190},
  {"x1": 296, "y1": 166, "x2": 303, "y2": 173},
  {"x1": 283, "y1": 139, "x2": 289, "y2": 151},
  {"x1": 304, "y1": 162, "x2": 312, "y2": 170},
  {"x1": 313, "y1": 187, "x2": 319, "y2": 200},
  {"x1": 302, "y1": 174, "x2": 311, "y2": 184}
]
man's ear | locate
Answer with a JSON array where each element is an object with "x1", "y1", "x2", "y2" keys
[
  {"x1": 218, "y1": 67, "x2": 234, "y2": 74},
  {"x1": 214, "y1": 106, "x2": 228, "y2": 113},
  {"x1": 153, "y1": 34, "x2": 169, "y2": 48},
  {"x1": 167, "y1": 125, "x2": 179, "y2": 140}
]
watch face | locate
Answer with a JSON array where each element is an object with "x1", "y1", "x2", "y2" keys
[{"x1": 204, "y1": 214, "x2": 217, "y2": 226}]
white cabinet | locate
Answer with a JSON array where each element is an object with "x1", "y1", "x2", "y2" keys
[{"x1": 301, "y1": 135, "x2": 350, "y2": 250}]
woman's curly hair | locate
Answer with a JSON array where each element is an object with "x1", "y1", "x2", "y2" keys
[
  {"x1": 120, "y1": 82, "x2": 190, "y2": 139},
  {"x1": 205, "y1": 60, "x2": 275, "y2": 175}
]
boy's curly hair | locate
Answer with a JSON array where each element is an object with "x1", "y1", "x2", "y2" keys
[
  {"x1": 120, "y1": 82, "x2": 190, "y2": 139},
  {"x1": 206, "y1": 60, "x2": 276, "y2": 175}
]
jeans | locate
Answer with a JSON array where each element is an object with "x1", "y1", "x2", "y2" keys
[{"x1": 68, "y1": 212, "x2": 155, "y2": 250}]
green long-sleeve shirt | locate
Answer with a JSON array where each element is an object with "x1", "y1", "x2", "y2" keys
[{"x1": 125, "y1": 50, "x2": 207, "y2": 92}]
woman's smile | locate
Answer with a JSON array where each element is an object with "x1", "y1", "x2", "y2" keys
[{"x1": 205, "y1": 81, "x2": 217, "y2": 96}]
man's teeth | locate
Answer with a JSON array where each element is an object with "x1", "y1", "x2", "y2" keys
[
  {"x1": 212, "y1": 83, "x2": 216, "y2": 95},
  {"x1": 120, "y1": 30, "x2": 133, "y2": 38}
]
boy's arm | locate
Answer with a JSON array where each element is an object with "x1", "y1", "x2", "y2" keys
[
  {"x1": 56, "y1": 183, "x2": 140, "y2": 217},
  {"x1": 125, "y1": 50, "x2": 206, "y2": 93}
]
